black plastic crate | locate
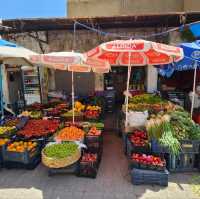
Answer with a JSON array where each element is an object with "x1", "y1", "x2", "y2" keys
[
  {"x1": 180, "y1": 140, "x2": 200, "y2": 153},
  {"x1": 164, "y1": 152, "x2": 199, "y2": 172},
  {"x1": 151, "y1": 139, "x2": 170, "y2": 154},
  {"x1": 127, "y1": 137, "x2": 149, "y2": 158},
  {"x1": 129, "y1": 158, "x2": 166, "y2": 172},
  {"x1": 85, "y1": 141, "x2": 103, "y2": 157},
  {"x1": 131, "y1": 168, "x2": 169, "y2": 186},
  {"x1": 2, "y1": 143, "x2": 42, "y2": 164},
  {"x1": 48, "y1": 161, "x2": 79, "y2": 176},
  {"x1": 4, "y1": 156, "x2": 41, "y2": 170},
  {"x1": 77, "y1": 159, "x2": 98, "y2": 178}
]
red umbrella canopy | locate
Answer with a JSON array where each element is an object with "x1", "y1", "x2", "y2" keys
[
  {"x1": 86, "y1": 39, "x2": 184, "y2": 66},
  {"x1": 30, "y1": 52, "x2": 110, "y2": 73}
]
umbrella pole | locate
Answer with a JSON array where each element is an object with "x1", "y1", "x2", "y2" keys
[
  {"x1": 72, "y1": 71, "x2": 75, "y2": 123},
  {"x1": 0, "y1": 63, "x2": 3, "y2": 119},
  {"x1": 125, "y1": 52, "x2": 131, "y2": 127},
  {"x1": 190, "y1": 61, "x2": 197, "y2": 118}
]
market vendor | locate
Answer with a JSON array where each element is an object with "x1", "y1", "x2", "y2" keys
[{"x1": 189, "y1": 85, "x2": 200, "y2": 112}]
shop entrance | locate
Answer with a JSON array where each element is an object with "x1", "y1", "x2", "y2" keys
[
  {"x1": 103, "y1": 67, "x2": 146, "y2": 132},
  {"x1": 104, "y1": 67, "x2": 146, "y2": 104}
]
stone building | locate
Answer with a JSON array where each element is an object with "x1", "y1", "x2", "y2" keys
[
  {"x1": 68, "y1": 0, "x2": 200, "y2": 17},
  {"x1": 1, "y1": 12, "x2": 200, "y2": 107}
]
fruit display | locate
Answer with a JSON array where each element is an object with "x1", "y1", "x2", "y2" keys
[
  {"x1": 0, "y1": 126, "x2": 16, "y2": 136},
  {"x1": 129, "y1": 94, "x2": 166, "y2": 104},
  {"x1": 20, "y1": 111, "x2": 42, "y2": 119},
  {"x1": 0, "y1": 138, "x2": 10, "y2": 146},
  {"x1": 74, "y1": 101, "x2": 85, "y2": 112},
  {"x1": 81, "y1": 122, "x2": 104, "y2": 130},
  {"x1": 84, "y1": 105, "x2": 101, "y2": 119},
  {"x1": 7, "y1": 141, "x2": 37, "y2": 152},
  {"x1": 131, "y1": 153, "x2": 166, "y2": 170},
  {"x1": 81, "y1": 153, "x2": 97, "y2": 162},
  {"x1": 26, "y1": 102, "x2": 44, "y2": 111},
  {"x1": 18, "y1": 119, "x2": 60, "y2": 138},
  {"x1": 43, "y1": 142, "x2": 78, "y2": 159},
  {"x1": 61, "y1": 110, "x2": 83, "y2": 117},
  {"x1": 56, "y1": 126, "x2": 85, "y2": 141},
  {"x1": 128, "y1": 130, "x2": 148, "y2": 147},
  {"x1": 44, "y1": 108, "x2": 62, "y2": 116},
  {"x1": 3, "y1": 118, "x2": 20, "y2": 127},
  {"x1": 87, "y1": 127, "x2": 101, "y2": 136}
]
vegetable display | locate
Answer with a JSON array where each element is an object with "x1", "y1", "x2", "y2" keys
[
  {"x1": 43, "y1": 142, "x2": 78, "y2": 159},
  {"x1": 128, "y1": 130, "x2": 148, "y2": 147},
  {"x1": 56, "y1": 126, "x2": 85, "y2": 141},
  {"x1": 0, "y1": 138, "x2": 10, "y2": 146},
  {"x1": 87, "y1": 127, "x2": 101, "y2": 136},
  {"x1": 0, "y1": 126, "x2": 15, "y2": 135},
  {"x1": 7, "y1": 141, "x2": 37, "y2": 152},
  {"x1": 131, "y1": 153, "x2": 166, "y2": 169},
  {"x1": 129, "y1": 94, "x2": 165, "y2": 104},
  {"x1": 3, "y1": 118, "x2": 20, "y2": 127},
  {"x1": 18, "y1": 119, "x2": 60, "y2": 138},
  {"x1": 81, "y1": 153, "x2": 97, "y2": 162}
]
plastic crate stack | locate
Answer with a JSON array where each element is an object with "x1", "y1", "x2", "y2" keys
[
  {"x1": 122, "y1": 129, "x2": 169, "y2": 186},
  {"x1": 77, "y1": 128, "x2": 103, "y2": 178},
  {"x1": 151, "y1": 139, "x2": 200, "y2": 172}
]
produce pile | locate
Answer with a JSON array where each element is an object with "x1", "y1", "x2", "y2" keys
[
  {"x1": 18, "y1": 119, "x2": 60, "y2": 138},
  {"x1": 84, "y1": 105, "x2": 101, "y2": 119},
  {"x1": 7, "y1": 141, "x2": 37, "y2": 152},
  {"x1": 131, "y1": 153, "x2": 166, "y2": 170},
  {"x1": 56, "y1": 126, "x2": 85, "y2": 141},
  {"x1": 81, "y1": 153, "x2": 97, "y2": 162},
  {"x1": 128, "y1": 130, "x2": 148, "y2": 147},
  {"x1": 0, "y1": 138, "x2": 10, "y2": 146},
  {"x1": 146, "y1": 108, "x2": 200, "y2": 155},
  {"x1": 127, "y1": 94, "x2": 174, "y2": 113},
  {"x1": 0, "y1": 126, "x2": 16, "y2": 136},
  {"x1": 43, "y1": 142, "x2": 78, "y2": 159},
  {"x1": 3, "y1": 118, "x2": 20, "y2": 127},
  {"x1": 87, "y1": 127, "x2": 101, "y2": 136},
  {"x1": 20, "y1": 111, "x2": 42, "y2": 119}
]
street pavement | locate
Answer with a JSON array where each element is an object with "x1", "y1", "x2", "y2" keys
[{"x1": 0, "y1": 133, "x2": 199, "y2": 199}]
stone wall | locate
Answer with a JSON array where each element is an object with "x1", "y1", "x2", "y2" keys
[
  {"x1": 68, "y1": 0, "x2": 184, "y2": 17},
  {"x1": 4, "y1": 26, "x2": 181, "y2": 96}
]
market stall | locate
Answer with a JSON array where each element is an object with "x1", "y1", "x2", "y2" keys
[{"x1": 121, "y1": 93, "x2": 200, "y2": 186}]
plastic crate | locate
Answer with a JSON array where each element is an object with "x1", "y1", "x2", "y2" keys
[
  {"x1": 151, "y1": 139, "x2": 200, "y2": 154},
  {"x1": 131, "y1": 168, "x2": 169, "y2": 186},
  {"x1": 165, "y1": 152, "x2": 199, "y2": 172},
  {"x1": 85, "y1": 133, "x2": 103, "y2": 144},
  {"x1": 127, "y1": 137, "x2": 149, "y2": 158},
  {"x1": 2, "y1": 143, "x2": 41, "y2": 164},
  {"x1": 4, "y1": 156, "x2": 41, "y2": 170},
  {"x1": 129, "y1": 158, "x2": 166, "y2": 172},
  {"x1": 48, "y1": 161, "x2": 79, "y2": 176},
  {"x1": 151, "y1": 139, "x2": 170, "y2": 154},
  {"x1": 180, "y1": 140, "x2": 200, "y2": 153},
  {"x1": 77, "y1": 159, "x2": 98, "y2": 178}
]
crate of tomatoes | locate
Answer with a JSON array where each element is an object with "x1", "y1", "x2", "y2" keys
[
  {"x1": 2, "y1": 140, "x2": 42, "y2": 165},
  {"x1": 130, "y1": 153, "x2": 166, "y2": 171},
  {"x1": 126, "y1": 130, "x2": 149, "y2": 157},
  {"x1": 17, "y1": 119, "x2": 60, "y2": 139},
  {"x1": 85, "y1": 127, "x2": 102, "y2": 144},
  {"x1": 77, "y1": 152, "x2": 99, "y2": 178}
]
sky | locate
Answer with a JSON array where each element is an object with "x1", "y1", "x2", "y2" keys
[{"x1": 0, "y1": 0, "x2": 67, "y2": 19}]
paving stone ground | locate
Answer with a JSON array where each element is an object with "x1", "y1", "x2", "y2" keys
[{"x1": 0, "y1": 133, "x2": 199, "y2": 199}]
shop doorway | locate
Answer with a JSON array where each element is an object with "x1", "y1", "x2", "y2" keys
[{"x1": 104, "y1": 67, "x2": 146, "y2": 104}]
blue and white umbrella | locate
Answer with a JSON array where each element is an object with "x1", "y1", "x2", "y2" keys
[
  {"x1": 158, "y1": 40, "x2": 200, "y2": 117},
  {"x1": 0, "y1": 39, "x2": 37, "y2": 66},
  {"x1": 0, "y1": 39, "x2": 37, "y2": 117}
]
